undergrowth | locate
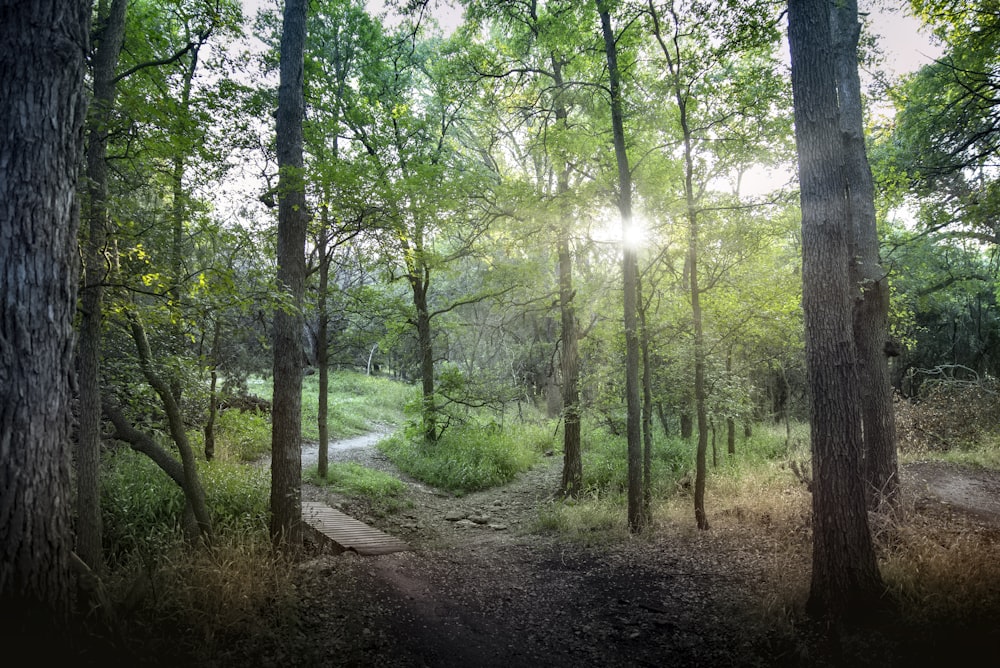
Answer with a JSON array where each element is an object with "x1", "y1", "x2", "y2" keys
[
  {"x1": 379, "y1": 419, "x2": 551, "y2": 495},
  {"x1": 304, "y1": 461, "x2": 409, "y2": 514}
]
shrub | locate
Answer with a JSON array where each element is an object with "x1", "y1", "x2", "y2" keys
[{"x1": 581, "y1": 425, "x2": 688, "y2": 497}]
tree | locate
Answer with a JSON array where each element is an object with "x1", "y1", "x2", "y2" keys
[
  {"x1": 77, "y1": 0, "x2": 129, "y2": 576},
  {"x1": 787, "y1": 0, "x2": 883, "y2": 618},
  {"x1": 0, "y1": 0, "x2": 91, "y2": 637},
  {"x1": 271, "y1": 0, "x2": 309, "y2": 548},
  {"x1": 596, "y1": 0, "x2": 644, "y2": 532},
  {"x1": 833, "y1": 0, "x2": 899, "y2": 512}
]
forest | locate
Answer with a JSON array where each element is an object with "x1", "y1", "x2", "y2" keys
[{"x1": 2, "y1": 0, "x2": 1000, "y2": 665}]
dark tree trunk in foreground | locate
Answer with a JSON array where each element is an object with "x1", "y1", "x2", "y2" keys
[
  {"x1": 832, "y1": 0, "x2": 899, "y2": 512},
  {"x1": 597, "y1": 2, "x2": 644, "y2": 532},
  {"x1": 271, "y1": 0, "x2": 309, "y2": 549},
  {"x1": 787, "y1": 0, "x2": 883, "y2": 618},
  {"x1": 77, "y1": 0, "x2": 128, "y2": 575},
  {"x1": 0, "y1": 0, "x2": 91, "y2": 637}
]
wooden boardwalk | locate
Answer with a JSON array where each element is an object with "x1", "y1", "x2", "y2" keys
[{"x1": 301, "y1": 501, "x2": 411, "y2": 556}]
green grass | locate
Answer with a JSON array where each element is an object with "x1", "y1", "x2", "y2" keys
[
  {"x1": 580, "y1": 423, "x2": 689, "y2": 497},
  {"x1": 379, "y1": 420, "x2": 551, "y2": 495},
  {"x1": 101, "y1": 447, "x2": 270, "y2": 564},
  {"x1": 247, "y1": 371, "x2": 417, "y2": 441},
  {"x1": 305, "y1": 462, "x2": 408, "y2": 514}
]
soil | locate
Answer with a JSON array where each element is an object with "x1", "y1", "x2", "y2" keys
[{"x1": 214, "y1": 440, "x2": 1000, "y2": 667}]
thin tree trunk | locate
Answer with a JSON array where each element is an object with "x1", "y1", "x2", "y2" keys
[
  {"x1": 77, "y1": 0, "x2": 128, "y2": 576},
  {"x1": 597, "y1": 2, "x2": 644, "y2": 533},
  {"x1": 128, "y1": 317, "x2": 213, "y2": 542},
  {"x1": 553, "y1": 57, "x2": 582, "y2": 497},
  {"x1": 412, "y1": 275, "x2": 438, "y2": 442},
  {"x1": 317, "y1": 210, "x2": 331, "y2": 480},
  {"x1": 640, "y1": 276, "x2": 654, "y2": 521},
  {"x1": 271, "y1": 0, "x2": 309, "y2": 549},
  {"x1": 204, "y1": 319, "x2": 221, "y2": 461},
  {"x1": 788, "y1": 0, "x2": 883, "y2": 618}
]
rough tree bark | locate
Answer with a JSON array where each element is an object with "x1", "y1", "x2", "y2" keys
[
  {"x1": 787, "y1": 0, "x2": 884, "y2": 618},
  {"x1": 271, "y1": 0, "x2": 309, "y2": 548},
  {"x1": 0, "y1": 0, "x2": 91, "y2": 638},
  {"x1": 831, "y1": 0, "x2": 900, "y2": 512}
]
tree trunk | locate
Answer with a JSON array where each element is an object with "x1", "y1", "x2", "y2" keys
[
  {"x1": 412, "y1": 275, "x2": 438, "y2": 442},
  {"x1": 204, "y1": 318, "x2": 222, "y2": 461},
  {"x1": 0, "y1": 0, "x2": 90, "y2": 636},
  {"x1": 129, "y1": 317, "x2": 213, "y2": 542},
  {"x1": 640, "y1": 277, "x2": 654, "y2": 522},
  {"x1": 788, "y1": 0, "x2": 883, "y2": 618},
  {"x1": 271, "y1": 0, "x2": 309, "y2": 549},
  {"x1": 597, "y1": 2, "x2": 644, "y2": 533},
  {"x1": 317, "y1": 208, "x2": 331, "y2": 480},
  {"x1": 832, "y1": 0, "x2": 899, "y2": 512},
  {"x1": 553, "y1": 57, "x2": 582, "y2": 497},
  {"x1": 77, "y1": 0, "x2": 128, "y2": 576}
]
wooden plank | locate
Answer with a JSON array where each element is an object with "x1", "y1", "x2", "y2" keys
[{"x1": 301, "y1": 501, "x2": 410, "y2": 555}]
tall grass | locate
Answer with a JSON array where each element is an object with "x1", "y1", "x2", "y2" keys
[
  {"x1": 379, "y1": 420, "x2": 551, "y2": 495},
  {"x1": 101, "y1": 447, "x2": 270, "y2": 565}
]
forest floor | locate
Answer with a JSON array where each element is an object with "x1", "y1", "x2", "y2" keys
[{"x1": 174, "y1": 435, "x2": 1000, "y2": 668}]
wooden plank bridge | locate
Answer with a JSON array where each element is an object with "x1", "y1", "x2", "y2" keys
[{"x1": 302, "y1": 501, "x2": 411, "y2": 556}]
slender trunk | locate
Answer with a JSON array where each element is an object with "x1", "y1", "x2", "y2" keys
[
  {"x1": 832, "y1": 0, "x2": 899, "y2": 512},
  {"x1": 640, "y1": 276, "x2": 654, "y2": 521},
  {"x1": 553, "y1": 58, "x2": 582, "y2": 497},
  {"x1": 204, "y1": 319, "x2": 221, "y2": 461},
  {"x1": 168, "y1": 44, "x2": 200, "y2": 405},
  {"x1": 317, "y1": 210, "x2": 330, "y2": 479},
  {"x1": 129, "y1": 317, "x2": 213, "y2": 542},
  {"x1": 726, "y1": 350, "x2": 736, "y2": 456},
  {"x1": 77, "y1": 0, "x2": 128, "y2": 575},
  {"x1": 597, "y1": 3, "x2": 643, "y2": 532},
  {"x1": 271, "y1": 0, "x2": 309, "y2": 549}
]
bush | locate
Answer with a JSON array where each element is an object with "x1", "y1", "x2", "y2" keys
[{"x1": 379, "y1": 421, "x2": 548, "y2": 495}]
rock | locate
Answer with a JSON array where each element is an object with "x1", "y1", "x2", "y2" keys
[
  {"x1": 488, "y1": 523, "x2": 508, "y2": 531},
  {"x1": 468, "y1": 514, "x2": 491, "y2": 524},
  {"x1": 455, "y1": 519, "x2": 477, "y2": 528},
  {"x1": 444, "y1": 510, "x2": 467, "y2": 521}
]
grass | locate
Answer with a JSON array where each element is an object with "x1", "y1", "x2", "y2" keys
[
  {"x1": 247, "y1": 371, "x2": 417, "y2": 441},
  {"x1": 304, "y1": 461, "x2": 409, "y2": 514},
  {"x1": 379, "y1": 419, "x2": 551, "y2": 495}
]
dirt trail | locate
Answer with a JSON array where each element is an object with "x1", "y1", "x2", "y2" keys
[{"x1": 270, "y1": 436, "x2": 1000, "y2": 668}]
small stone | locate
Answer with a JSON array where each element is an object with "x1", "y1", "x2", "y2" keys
[
  {"x1": 488, "y1": 523, "x2": 508, "y2": 531},
  {"x1": 455, "y1": 519, "x2": 477, "y2": 528},
  {"x1": 468, "y1": 515, "x2": 490, "y2": 524},
  {"x1": 444, "y1": 510, "x2": 467, "y2": 521}
]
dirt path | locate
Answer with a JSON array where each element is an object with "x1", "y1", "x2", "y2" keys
[{"x1": 234, "y1": 436, "x2": 1000, "y2": 668}]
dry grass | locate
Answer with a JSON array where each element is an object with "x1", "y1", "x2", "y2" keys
[{"x1": 104, "y1": 535, "x2": 300, "y2": 662}]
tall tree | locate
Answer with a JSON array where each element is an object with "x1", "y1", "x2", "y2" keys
[
  {"x1": 597, "y1": 1, "x2": 644, "y2": 532},
  {"x1": 787, "y1": 0, "x2": 883, "y2": 618},
  {"x1": 271, "y1": 0, "x2": 309, "y2": 548},
  {"x1": 77, "y1": 0, "x2": 129, "y2": 575},
  {"x1": 832, "y1": 0, "x2": 899, "y2": 511},
  {"x1": 0, "y1": 0, "x2": 91, "y2": 637}
]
